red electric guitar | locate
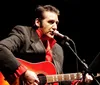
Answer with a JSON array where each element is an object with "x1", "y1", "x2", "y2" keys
[{"x1": 0, "y1": 58, "x2": 82, "y2": 85}]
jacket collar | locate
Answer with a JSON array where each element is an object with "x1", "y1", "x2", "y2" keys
[{"x1": 30, "y1": 28, "x2": 40, "y2": 43}]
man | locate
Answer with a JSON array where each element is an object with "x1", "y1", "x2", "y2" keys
[{"x1": 0, "y1": 5, "x2": 92, "y2": 85}]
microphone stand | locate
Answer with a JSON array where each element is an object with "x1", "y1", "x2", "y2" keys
[{"x1": 64, "y1": 41, "x2": 100, "y2": 85}]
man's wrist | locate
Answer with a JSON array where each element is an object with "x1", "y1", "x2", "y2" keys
[{"x1": 6, "y1": 64, "x2": 27, "y2": 84}]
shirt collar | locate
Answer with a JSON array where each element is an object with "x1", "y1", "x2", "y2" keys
[{"x1": 36, "y1": 28, "x2": 56, "y2": 48}]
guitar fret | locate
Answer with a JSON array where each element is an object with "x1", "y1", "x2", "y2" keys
[
  {"x1": 69, "y1": 74, "x2": 71, "y2": 80},
  {"x1": 64, "y1": 74, "x2": 69, "y2": 81},
  {"x1": 71, "y1": 73, "x2": 75, "y2": 80},
  {"x1": 58, "y1": 74, "x2": 63, "y2": 81},
  {"x1": 62, "y1": 74, "x2": 64, "y2": 81},
  {"x1": 56, "y1": 75, "x2": 58, "y2": 81},
  {"x1": 74, "y1": 74, "x2": 76, "y2": 79},
  {"x1": 46, "y1": 75, "x2": 54, "y2": 83},
  {"x1": 52, "y1": 75, "x2": 55, "y2": 82}
]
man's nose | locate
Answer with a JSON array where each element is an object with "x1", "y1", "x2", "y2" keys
[{"x1": 52, "y1": 23, "x2": 57, "y2": 30}]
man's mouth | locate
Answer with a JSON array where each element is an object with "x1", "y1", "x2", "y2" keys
[{"x1": 50, "y1": 31, "x2": 54, "y2": 35}]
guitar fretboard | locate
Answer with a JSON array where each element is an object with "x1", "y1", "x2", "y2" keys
[{"x1": 46, "y1": 72, "x2": 82, "y2": 83}]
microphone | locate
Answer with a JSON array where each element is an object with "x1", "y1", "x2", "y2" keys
[{"x1": 53, "y1": 30, "x2": 71, "y2": 41}]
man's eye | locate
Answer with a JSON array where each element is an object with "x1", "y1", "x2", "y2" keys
[{"x1": 48, "y1": 21, "x2": 54, "y2": 24}]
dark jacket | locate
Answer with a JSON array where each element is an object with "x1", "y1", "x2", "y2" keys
[{"x1": 0, "y1": 25, "x2": 64, "y2": 78}]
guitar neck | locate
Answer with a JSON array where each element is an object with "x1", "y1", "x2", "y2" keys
[{"x1": 46, "y1": 72, "x2": 82, "y2": 83}]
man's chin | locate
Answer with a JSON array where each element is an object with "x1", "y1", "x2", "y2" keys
[{"x1": 47, "y1": 35, "x2": 54, "y2": 39}]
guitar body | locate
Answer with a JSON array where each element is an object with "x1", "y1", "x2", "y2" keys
[
  {"x1": 0, "y1": 58, "x2": 83, "y2": 85},
  {"x1": 0, "y1": 58, "x2": 57, "y2": 85},
  {"x1": 0, "y1": 73, "x2": 9, "y2": 85}
]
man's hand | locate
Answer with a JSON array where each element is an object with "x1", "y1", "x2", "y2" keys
[
  {"x1": 75, "y1": 73, "x2": 93, "y2": 85},
  {"x1": 84, "y1": 73, "x2": 93, "y2": 83},
  {"x1": 23, "y1": 70, "x2": 39, "y2": 85}
]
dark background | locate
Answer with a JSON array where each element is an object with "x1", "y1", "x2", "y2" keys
[{"x1": 1, "y1": 0, "x2": 100, "y2": 73}]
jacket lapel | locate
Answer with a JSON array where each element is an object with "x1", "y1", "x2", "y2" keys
[
  {"x1": 52, "y1": 44, "x2": 63, "y2": 74},
  {"x1": 30, "y1": 29, "x2": 45, "y2": 53}
]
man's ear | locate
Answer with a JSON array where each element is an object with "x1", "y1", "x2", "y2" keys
[{"x1": 35, "y1": 18, "x2": 40, "y2": 27}]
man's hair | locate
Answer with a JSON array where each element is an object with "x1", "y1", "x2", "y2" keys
[
  {"x1": 34, "y1": 5, "x2": 60, "y2": 20},
  {"x1": 32, "y1": 5, "x2": 60, "y2": 29}
]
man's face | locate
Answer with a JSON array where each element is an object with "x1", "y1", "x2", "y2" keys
[{"x1": 37, "y1": 11, "x2": 59, "y2": 39}]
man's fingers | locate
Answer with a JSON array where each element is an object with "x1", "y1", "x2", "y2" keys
[{"x1": 85, "y1": 73, "x2": 93, "y2": 83}]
